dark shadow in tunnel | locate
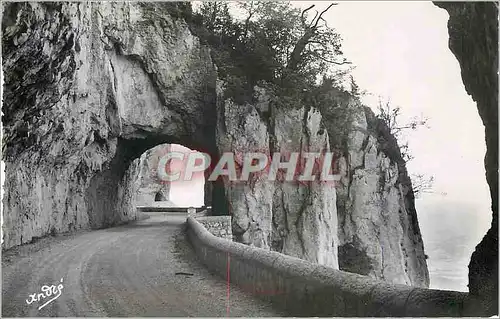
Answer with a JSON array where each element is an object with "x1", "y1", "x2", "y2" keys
[
  {"x1": 85, "y1": 135, "x2": 230, "y2": 229},
  {"x1": 155, "y1": 191, "x2": 167, "y2": 202}
]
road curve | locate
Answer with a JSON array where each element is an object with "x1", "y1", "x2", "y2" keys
[{"x1": 2, "y1": 213, "x2": 284, "y2": 317}]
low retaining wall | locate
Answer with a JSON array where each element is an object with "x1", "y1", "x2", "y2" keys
[
  {"x1": 187, "y1": 217, "x2": 488, "y2": 317},
  {"x1": 136, "y1": 206, "x2": 207, "y2": 213},
  {"x1": 196, "y1": 216, "x2": 232, "y2": 241}
]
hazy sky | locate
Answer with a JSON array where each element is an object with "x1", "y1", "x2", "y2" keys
[
  {"x1": 302, "y1": 2, "x2": 489, "y2": 203},
  {"x1": 168, "y1": 144, "x2": 206, "y2": 207}
]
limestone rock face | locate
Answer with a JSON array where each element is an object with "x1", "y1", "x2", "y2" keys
[
  {"x1": 334, "y1": 104, "x2": 429, "y2": 287},
  {"x1": 132, "y1": 144, "x2": 171, "y2": 206},
  {"x1": 215, "y1": 88, "x2": 273, "y2": 249},
  {"x1": 124, "y1": 144, "x2": 171, "y2": 206},
  {"x1": 215, "y1": 82, "x2": 339, "y2": 268},
  {"x1": 2, "y1": 2, "x2": 217, "y2": 249},
  {"x1": 271, "y1": 106, "x2": 338, "y2": 268},
  {"x1": 118, "y1": 144, "x2": 172, "y2": 220},
  {"x1": 434, "y1": 2, "x2": 498, "y2": 313},
  {"x1": 2, "y1": 1, "x2": 427, "y2": 288}
]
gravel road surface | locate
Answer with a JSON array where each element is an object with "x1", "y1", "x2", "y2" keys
[{"x1": 2, "y1": 213, "x2": 284, "y2": 317}]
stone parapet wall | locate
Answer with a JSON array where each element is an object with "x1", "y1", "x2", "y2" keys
[
  {"x1": 195, "y1": 216, "x2": 232, "y2": 241},
  {"x1": 187, "y1": 216, "x2": 489, "y2": 316}
]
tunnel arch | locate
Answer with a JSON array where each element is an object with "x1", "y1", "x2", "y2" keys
[{"x1": 84, "y1": 132, "x2": 229, "y2": 228}]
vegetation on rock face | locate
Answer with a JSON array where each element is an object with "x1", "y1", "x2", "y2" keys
[
  {"x1": 375, "y1": 99, "x2": 433, "y2": 198},
  {"x1": 375, "y1": 99, "x2": 429, "y2": 163},
  {"x1": 187, "y1": 2, "x2": 353, "y2": 109},
  {"x1": 183, "y1": 0, "x2": 363, "y2": 153},
  {"x1": 185, "y1": 1, "x2": 430, "y2": 197},
  {"x1": 191, "y1": 2, "x2": 348, "y2": 84}
]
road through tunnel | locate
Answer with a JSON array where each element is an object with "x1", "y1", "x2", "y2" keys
[
  {"x1": 0, "y1": 1, "x2": 235, "y2": 248},
  {"x1": 84, "y1": 135, "x2": 228, "y2": 229}
]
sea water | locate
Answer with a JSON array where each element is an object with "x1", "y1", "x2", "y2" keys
[{"x1": 417, "y1": 198, "x2": 492, "y2": 292}]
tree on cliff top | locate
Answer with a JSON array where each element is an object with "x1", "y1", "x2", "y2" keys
[
  {"x1": 190, "y1": 1, "x2": 358, "y2": 146},
  {"x1": 192, "y1": 1, "x2": 350, "y2": 92}
]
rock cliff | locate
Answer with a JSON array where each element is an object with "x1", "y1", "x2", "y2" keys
[
  {"x1": 333, "y1": 103, "x2": 429, "y2": 287},
  {"x1": 2, "y1": 2, "x2": 217, "y2": 247},
  {"x1": 215, "y1": 81, "x2": 339, "y2": 268},
  {"x1": 434, "y1": 2, "x2": 498, "y2": 313},
  {"x1": 215, "y1": 81, "x2": 429, "y2": 285},
  {"x1": 2, "y1": 2, "x2": 428, "y2": 287},
  {"x1": 129, "y1": 144, "x2": 171, "y2": 206}
]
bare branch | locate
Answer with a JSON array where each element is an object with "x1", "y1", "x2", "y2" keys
[
  {"x1": 301, "y1": 4, "x2": 315, "y2": 23},
  {"x1": 306, "y1": 40, "x2": 327, "y2": 46},
  {"x1": 309, "y1": 10, "x2": 319, "y2": 28},
  {"x1": 316, "y1": 55, "x2": 351, "y2": 65},
  {"x1": 313, "y1": 3, "x2": 336, "y2": 28},
  {"x1": 412, "y1": 174, "x2": 435, "y2": 198},
  {"x1": 319, "y1": 17, "x2": 328, "y2": 27},
  {"x1": 242, "y1": 1, "x2": 255, "y2": 39}
]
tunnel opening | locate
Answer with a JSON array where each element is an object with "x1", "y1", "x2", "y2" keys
[
  {"x1": 153, "y1": 143, "x2": 206, "y2": 208},
  {"x1": 84, "y1": 134, "x2": 229, "y2": 229}
]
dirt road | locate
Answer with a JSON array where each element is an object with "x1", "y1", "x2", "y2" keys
[{"x1": 2, "y1": 213, "x2": 283, "y2": 317}]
